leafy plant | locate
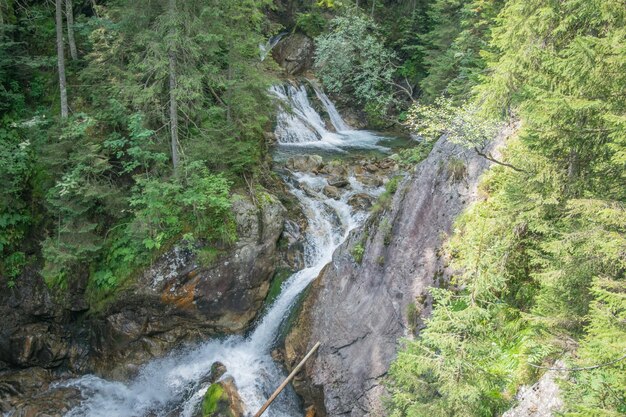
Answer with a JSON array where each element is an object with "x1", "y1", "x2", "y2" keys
[{"x1": 351, "y1": 243, "x2": 365, "y2": 264}]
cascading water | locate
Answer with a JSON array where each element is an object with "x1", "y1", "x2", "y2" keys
[
  {"x1": 57, "y1": 83, "x2": 389, "y2": 417},
  {"x1": 310, "y1": 84, "x2": 351, "y2": 133},
  {"x1": 270, "y1": 83, "x2": 386, "y2": 153},
  {"x1": 259, "y1": 33, "x2": 287, "y2": 62}
]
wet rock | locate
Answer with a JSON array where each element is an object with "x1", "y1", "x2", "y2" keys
[
  {"x1": 271, "y1": 33, "x2": 314, "y2": 75},
  {"x1": 364, "y1": 163, "x2": 380, "y2": 173},
  {"x1": 283, "y1": 125, "x2": 516, "y2": 417},
  {"x1": 278, "y1": 220, "x2": 305, "y2": 271},
  {"x1": 354, "y1": 174, "x2": 383, "y2": 188},
  {"x1": 3, "y1": 323, "x2": 69, "y2": 368},
  {"x1": 88, "y1": 193, "x2": 287, "y2": 378},
  {"x1": 197, "y1": 362, "x2": 228, "y2": 388},
  {"x1": 0, "y1": 368, "x2": 81, "y2": 416},
  {"x1": 323, "y1": 185, "x2": 341, "y2": 199},
  {"x1": 320, "y1": 163, "x2": 347, "y2": 177},
  {"x1": 377, "y1": 158, "x2": 398, "y2": 171},
  {"x1": 286, "y1": 155, "x2": 323, "y2": 172},
  {"x1": 327, "y1": 176, "x2": 349, "y2": 188},
  {"x1": 199, "y1": 377, "x2": 244, "y2": 417},
  {"x1": 347, "y1": 194, "x2": 373, "y2": 211},
  {"x1": 271, "y1": 349, "x2": 284, "y2": 362}
]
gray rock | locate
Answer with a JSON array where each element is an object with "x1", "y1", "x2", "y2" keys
[
  {"x1": 347, "y1": 193, "x2": 373, "y2": 211},
  {"x1": 287, "y1": 155, "x2": 324, "y2": 172},
  {"x1": 271, "y1": 33, "x2": 314, "y2": 75},
  {"x1": 327, "y1": 176, "x2": 349, "y2": 188},
  {"x1": 323, "y1": 185, "x2": 341, "y2": 199},
  {"x1": 283, "y1": 125, "x2": 516, "y2": 417},
  {"x1": 502, "y1": 362, "x2": 565, "y2": 417}
]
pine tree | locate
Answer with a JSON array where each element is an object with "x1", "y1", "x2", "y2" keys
[{"x1": 388, "y1": 1, "x2": 626, "y2": 415}]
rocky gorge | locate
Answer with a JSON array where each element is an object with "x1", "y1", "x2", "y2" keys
[
  {"x1": 0, "y1": 52, "x2": 415, "y2": 415},
  {"x1": 1, "y1": 31, "x2": 512, "y2": 417}
]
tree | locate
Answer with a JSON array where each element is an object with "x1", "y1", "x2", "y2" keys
[
  {"x1": 65, "y1": 0, "x2": 77, "y2": 60},
  {"x1": 419, "y1": 0, "x2": 504, "y2": 102},
  {"x1": 387, "y1": 0, "x2": 626, "y2": 415},
  {"x1": 315, "y1": 14, "x2": 401, "y2": 118},
  {"x1": 167, "y1": 0, "x2": 180, "y2": 172},
  {"x1": 55, "y1": 0, "x2": 68, "y2": 118}
]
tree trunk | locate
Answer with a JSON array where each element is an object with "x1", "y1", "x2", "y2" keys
[
  {"x1": 371, "y1": 0, "x2": 375, "y2": 18},
  {"x1": 226, "y1": 60, "x2": 232, "y2": 123},
  {"x1": 168, "y1": 0, "x2": 179, "y2": 173},
  {"x1": 65, "y1": 0, "x2": 78, "y2": 60},
  {"x1": 55, "y1": 0, "x2": 68, "y2": 118},
  {"x1": 90, "y1": 0, "x2": 99, "y2": 18}
]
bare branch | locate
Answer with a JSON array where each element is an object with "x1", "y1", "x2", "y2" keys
[{"x1": 474, "y1": 147, "x2": 526, "y2": 173}]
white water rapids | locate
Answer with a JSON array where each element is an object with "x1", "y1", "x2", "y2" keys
[{"x1": 57, "y1": 83, "x2": 389, "y2": 417}]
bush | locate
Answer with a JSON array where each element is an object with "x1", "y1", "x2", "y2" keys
[
  {"x1": 351, "y1": 243, "x2": 365, "y2": 263},
  {"x1": 295, "y1": 12, "x2": 326, "y2": 37},
  {"x1": 92, "y1": 162, "x2": 235, "y2": 289}
]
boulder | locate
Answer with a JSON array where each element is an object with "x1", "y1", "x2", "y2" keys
[
  {"x1": 323, "y1": 185, "x2": 341, "y2": 200},
  {"x1": 199, "y1": 377, "x2": 244, "y2": 417},
  {"x1": 271, "y1": 33, "x2": 314, "y2": 75},
  {"x1": 320, "y1": 163, "x2": 347, "y2": 177},
  {"x1": 327, "y1": 176, "x2": 349, "y2": 188},
  {"x1": 286, "y1": 155, "x2": 324, "y2": 172},
  {"x1": 354, "y1": 174, "x2": 383, "y2": 188},
  {"x1": 347, "y1": 194, "x2": 373, "y2": 211},
  {"x1": 0, "y1": 368, "x2": 82, "y2": 416}
]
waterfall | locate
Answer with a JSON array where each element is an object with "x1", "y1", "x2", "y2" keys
[
  {"x1": 259, "y1": 32, "x2": 287, "y2": 61},
  {"x1": 310, "y1": 84, "x2": 351, "y2": 132},
  {"x1": 271, "y1": 82, "x2": 387, "y2": 152},
  {"x1": 57, "y1": 83, "x2": 388, "y2": 417}
]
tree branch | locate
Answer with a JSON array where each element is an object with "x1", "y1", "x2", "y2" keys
[
  {"x1": 474, "y1": 147, "x2": 526, "y2": 173},
  {"x1": 529, "y1": 353, "x2": 626, "y2": 372}
]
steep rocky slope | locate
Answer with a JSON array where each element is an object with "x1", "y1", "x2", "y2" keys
[
  {"x1": 0, "y1": 194, "x2": 290, "y2": 411},
  {"x1": 283, "y1": 126, "x2": 514, "y2": 417}
]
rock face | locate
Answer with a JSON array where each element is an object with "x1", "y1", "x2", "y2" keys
[
  {"x1": 0, "y1": 193, "x2": 287, "y2": 409},
  {"x1": 89, "y1": 195, "x2": 287, "y2": 377},
  {"x1": 272, "y1": 33, "x2": 315, "y2": 75},
  {"x1": 502, "y1": 363, "x2": 565, "y2": 417},
  {"x1": 283, "y1": 128, "x2": 513, "y2": 417}
]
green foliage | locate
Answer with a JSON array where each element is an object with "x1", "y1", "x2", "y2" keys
[
  {"x1": 404, "y1": 97, "x2": 499, "y2": 147},
  {"x1": 419, "y1": 0, "x2": 504, "y2": 102},
  {"x1": 388, "y1": 1, "x2": 626, "y2": 416},
  {"x1": 397, "y1": 141, "x2": 434, "y2": 167},
  {"x1": 351, "y1": 243, "x2": 365, "y2": 264},
  {"x1": 295, "y1": 11, "x2": 326, "y2": 37},
  {"x1": 91, "y1": 162, "x2": 234, "y2": 289},
  {"x1": 371, "y1": 175, "x2": 401, "y2": 214},
  {"x1": 1, "y1": 0, "x2": 275, "y2": 292},
  {"x1": 315, "y1": 14, "x2": 397, "y2": 115}
]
